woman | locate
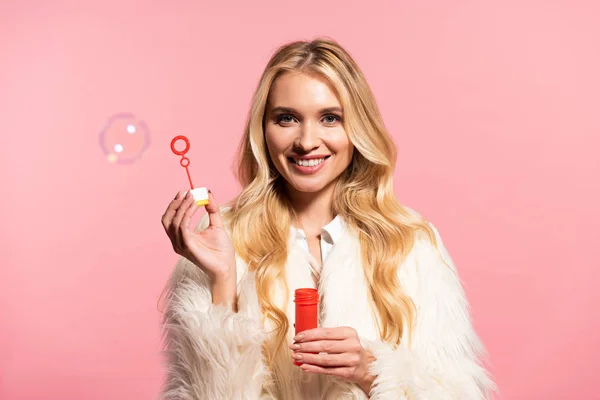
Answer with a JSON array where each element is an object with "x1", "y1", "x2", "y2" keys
[{"x1": 159, "y1": 37, "x2": 496, "y2": 399}]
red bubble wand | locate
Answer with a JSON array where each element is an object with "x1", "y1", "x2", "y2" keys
[{"x1": 170, "y1": 135, "x2": 209, "y2": 206}]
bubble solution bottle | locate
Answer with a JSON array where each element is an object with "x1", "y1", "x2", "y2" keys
[{"x1": 293, "y1": 288, "x2": 319, "y2": 366}]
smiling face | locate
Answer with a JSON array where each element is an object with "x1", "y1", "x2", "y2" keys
[{"x1": 264, "y1": 71, "x2": 354, "y2": 196}]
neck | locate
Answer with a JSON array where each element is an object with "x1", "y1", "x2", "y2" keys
[{"x1": 286, "y1": 182, "x2": 336, "y2": 235}]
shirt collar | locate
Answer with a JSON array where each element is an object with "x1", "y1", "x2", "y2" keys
[
  {"x1": 290, "y1": 214, "x2": 346, "y2": 244},
  {"x1": 321, "y1": 214, "x2": 345, "y2": 244}
]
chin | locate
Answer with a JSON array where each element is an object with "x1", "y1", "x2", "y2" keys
[
  {"x1": 294, "y1": 185, "x2": 326, "y2": 193},
  {"x1": 286, "y1": 177, "x2": 333, "y2": 194}
]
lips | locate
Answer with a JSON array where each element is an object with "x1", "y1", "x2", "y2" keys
[
  {"x1": 289, "y1": 155, "x2": 330, "y2": 167},
  {"x1": 288, "y1": 155, "x2": 331, "y2": 175}
]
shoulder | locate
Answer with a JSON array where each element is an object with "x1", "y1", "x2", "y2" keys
[{"x1": 397, "y1": 206, "x2": 460, "y2": 294}]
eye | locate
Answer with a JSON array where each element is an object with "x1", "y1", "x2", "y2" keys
[
  {"x1": 322, "y1": 114, "x2": 342, "y2": 125},
  {"x1": 276, "y1": 114, "x2": 296, "y2": 125}
]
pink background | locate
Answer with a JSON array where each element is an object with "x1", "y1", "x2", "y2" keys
[{"x1": 1, "y1": 1, "x2": 598, "y2": 399}]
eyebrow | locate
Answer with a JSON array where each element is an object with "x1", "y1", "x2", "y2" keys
[{"x1": 269, "y1": 106, "x2": 343, "y2": 114}]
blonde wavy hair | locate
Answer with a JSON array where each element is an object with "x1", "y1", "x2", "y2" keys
[{"x1": 222, "y1": 37, "x2": 440, "y2": 367}]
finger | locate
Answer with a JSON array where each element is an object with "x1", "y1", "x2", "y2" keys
[
  {"x1": 290, "y1": 339, "x2": 358, "y2": 354},
  {"x1": 161, "y1": 191, "x2": 186, "y2": 231},
  {"x1": 171, "y1": 190, "x2": 196, "y2": 238},
  {"x1": 204, "y1": 190, "x2": 224, "y2": 229},
  {"x1": 299, "y1": 363, "x2": 352, "y2": 379},
  {"x1": 294, "y1": 327, "x2": 356, "y2": 342},
  {"x1": 180, "y1": 200, "x2": 199, "y2": 243},
  {"x1": 292, "y1": 351, "x2": 359, "y2": 368}
]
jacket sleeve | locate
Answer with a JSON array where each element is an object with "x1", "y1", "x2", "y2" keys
[
  {"x1": 361, "y1": 222, "x2": 497, "y2": 400},
  {"x1": 159, "y1": 212, "x2": 267, "y2": 400}
]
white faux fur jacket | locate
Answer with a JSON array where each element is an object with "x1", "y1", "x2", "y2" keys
[{"x1": 159, "y1": 208, "x2": 495, "y2": 400}]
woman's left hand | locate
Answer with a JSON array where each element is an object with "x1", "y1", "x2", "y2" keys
[{"x1": 289, "y1": 327, "x2": 376, "y2": 395}]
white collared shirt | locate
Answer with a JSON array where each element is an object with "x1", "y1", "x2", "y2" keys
[{"x1": 289, "y1": 215, "x2": 346, "y2": 283}]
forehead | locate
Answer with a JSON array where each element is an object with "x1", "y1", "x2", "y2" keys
[{"x1": 268, "y1": 72, "x2": 341, "y2": 110}]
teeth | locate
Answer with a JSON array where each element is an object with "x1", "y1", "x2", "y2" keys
[{"x1": 295, "y1": 158, "x2": 326, "y2": 167}]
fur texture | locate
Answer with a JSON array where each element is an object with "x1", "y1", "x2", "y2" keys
[{"x1": 158, "y1": 210, "x2": 496, "y2": 399}]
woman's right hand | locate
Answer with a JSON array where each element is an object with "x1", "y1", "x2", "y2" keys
[{"x1": 161, "y1": 190, "x2": 236, "y2": 285}]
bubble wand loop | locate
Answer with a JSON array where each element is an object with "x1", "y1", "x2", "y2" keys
[{"x1": 170, "y1": 135, "x2": 209, "y2": 206}]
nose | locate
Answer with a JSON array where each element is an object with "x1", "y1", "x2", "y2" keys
[{"x1": 294, "y1": 121, "x2": 321, "y2": 152}]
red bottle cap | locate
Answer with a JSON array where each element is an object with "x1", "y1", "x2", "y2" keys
[{"x1": 294, "y1": 288, "x2": 319, "y2": 305}]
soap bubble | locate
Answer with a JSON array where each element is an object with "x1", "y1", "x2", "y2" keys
[{"x1": 99, "y1": 113, "x2": 150, "y2": 164}]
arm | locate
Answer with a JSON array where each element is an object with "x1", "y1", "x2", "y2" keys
[
  {"x1": 362, "y1": 223, "x2": 497, "y2": 400},
  {"x1": 159, "y1": 212, "x2": 267, "y2": 400}
]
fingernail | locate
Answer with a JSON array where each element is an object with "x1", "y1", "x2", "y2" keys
[
  {"x1": 291, "y1": 353, "x2": 302, "y2": 359},
  {"x1": 294, "y1": 333, "x2": 305, "y2": 341},
  {"x1": 290, "y1": 344, "x2": 300, "y2": 350}
]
